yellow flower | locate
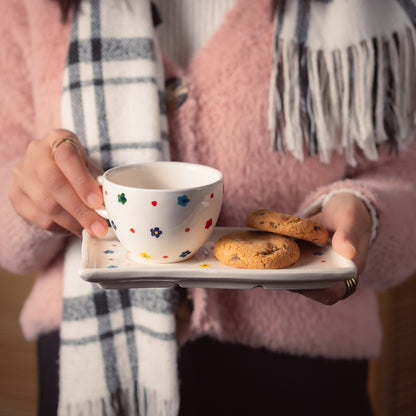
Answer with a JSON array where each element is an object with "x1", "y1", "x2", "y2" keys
[
  {"x1": 200, "y1": 264, "x2": 210, "y2": 268},
  {"x1": 140, "y1": 252, "x2": 150, "y2": 259}
]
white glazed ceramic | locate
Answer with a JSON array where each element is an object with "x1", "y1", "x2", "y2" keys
[
  {"x1": 96, "y1": 161, "x2": 224, "y2": 263},
  {"x1": 80, "y1": 227, "x2": 357, "y2": 290}
]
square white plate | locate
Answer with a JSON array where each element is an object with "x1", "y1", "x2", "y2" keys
[{"x1": 80, "y1": 227, "x2": 356, "y2": 290}]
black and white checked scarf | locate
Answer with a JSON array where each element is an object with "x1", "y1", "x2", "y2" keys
[
  {"x1": 56, "y1": 0, "x2": 416, "y2": 413},
  {"x1": 59, "y1": 0, "x2": 178, "y2": 414},
  {"x1": 270, "y1": 0, "x2": 416, "y2": 165}
]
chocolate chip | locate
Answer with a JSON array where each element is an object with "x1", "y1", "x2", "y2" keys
[{"x1": 259, "y1": 246, "x2": 279, "y2": 256}]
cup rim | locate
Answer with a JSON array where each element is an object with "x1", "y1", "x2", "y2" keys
[{"x1": 102, "y1": 161, "x2": 224, "y2": 192}]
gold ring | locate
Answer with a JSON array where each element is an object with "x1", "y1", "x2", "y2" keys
[
  {"x1": 51, "y1": 137, "x2": 80, "y2": 157},
  {"x1": 342, "y1": 275, "x2": 359, "y2": 300}
]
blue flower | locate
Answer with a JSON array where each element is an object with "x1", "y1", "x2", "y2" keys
[
  {"x1": 179, "y1": 250, "x2": 191, "y2": 258},
  {"x1": 151, "y1": 227, "x2": 163, "y2": 238},
  {"x1": 177, "y1": 194, "x2": 190, "y2": 207},
  {"x1": 103, "y1": 250, "x2": 114, "y2": 254},
  {"x1": 111, "y1": 220, "x2": 117, "y2": 230}
]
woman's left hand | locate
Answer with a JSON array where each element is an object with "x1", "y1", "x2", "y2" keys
[{"x1": 293, "y1": 192, "x2": 373, "y2": 305}]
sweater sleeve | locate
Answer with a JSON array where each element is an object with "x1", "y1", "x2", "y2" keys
[
  {"x1": 299, "y1": 141, "x2": 416, "y2": 291},
  {"x1": 0, "y1": 0, "x2": 67, "y2": 275}
]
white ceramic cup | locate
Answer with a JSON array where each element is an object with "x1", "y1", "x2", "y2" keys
[{"x1": 96, "y1": 161, "x2": 224, "y2": 263}]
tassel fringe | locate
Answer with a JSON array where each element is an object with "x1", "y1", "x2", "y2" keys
[
  {"x1": 58, "y1": 385, "x2": 178, "y2": 415},
  {"x1": 269, "y1": 26, "x2": 416, "y2": 165}
]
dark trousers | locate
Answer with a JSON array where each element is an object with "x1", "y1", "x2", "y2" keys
[
  {"x1": 38, "y1": 332, "x2": 373, "y2": 416},
  {"x1": 37, "y1": 330, "x2": 60, "y2": 416},
  {"x1": 178, "y1": 337, "x2": 373, "y2": 416}
]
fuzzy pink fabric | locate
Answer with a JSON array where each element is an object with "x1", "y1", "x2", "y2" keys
[
  {"x1": 1, "y1": 0, "x2": 416, "y2": 358},
  {"x1": 0, "y1": 0, "x2": 71, "y2": 338}
]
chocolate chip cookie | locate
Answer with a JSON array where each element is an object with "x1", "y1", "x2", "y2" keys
[
  {"x1": 214, "y1": 230, "x2": 300, "y2": 269},
  {"x1": 246, "y1": 210, "x2": 329, "y2": 244}
]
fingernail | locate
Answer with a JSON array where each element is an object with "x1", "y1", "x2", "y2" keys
[
  {"x1": 87, "y1": 193, "x2": 101, "y2": 208},
  {"x1": 91, "y1": 221, "x2": 107, "y2": 238}
]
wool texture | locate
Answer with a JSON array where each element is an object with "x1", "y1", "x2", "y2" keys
[
  {"x1": 58, "y1": 0, "x2": 177, "y2": 414},
  {"x1": 269, "y1": 0, "x2": 416, "y2": 165},
  {"x1": 1, "y1": 0, "x2": 416, "y2": 367}
]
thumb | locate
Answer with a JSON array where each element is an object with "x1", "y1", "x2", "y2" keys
[
  {"x1": 330, "y1": 215, "x2": 371, "y2": 274},
  {"x1": 331, "y1": 228, "x2": 357, "y2": 260}
]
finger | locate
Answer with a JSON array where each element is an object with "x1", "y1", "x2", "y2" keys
[
  {"x1": 29, "y1": 130, "x2": 108, "y2": 237},
  {"x1": 292, "y1": 280, "x2": 347, "y2": 305},
  {"x1": 48, "y1": 130, "x2": 103, "y2": 209},
  {"x1": 310, "y1": 194, "x2": 371, "y2": 263},
  {"x1": 331, "y1": 229, "x2": 356, "y2": 260},
  {"x1": 35, "y1": 158, "x2": 108, "y2": 237},
  {"x1": 331, "y1": 210, "x2": 371, "y2": 274},
  {"x1": 47, "y1": 129, "x2": 88, "y2": 160},
  {"x1": 11, "y1": 169, "x2": 84, "y2": 236},
  {"x1": 9, "y1": 183, "x2": 79, "y2": 235}
]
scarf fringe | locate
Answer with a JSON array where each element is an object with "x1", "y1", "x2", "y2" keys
[
  {"x1": 58, "y1": 385, "x2": 178, "y2": 416},
  {"x1": 269, "y1": 26, "x2": 416, "y2": 165}
]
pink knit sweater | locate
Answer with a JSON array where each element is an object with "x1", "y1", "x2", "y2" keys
[{"x1": 1, "y1": 0, "x2": 416, "y2": 359}]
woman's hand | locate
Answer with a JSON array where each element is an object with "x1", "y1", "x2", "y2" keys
[
  {"x1": 294, "y1": 192, "x2": 373, "y2": 305},
  {"x1": 9, "y1": 129, "x2": 109, "y2": 238}
]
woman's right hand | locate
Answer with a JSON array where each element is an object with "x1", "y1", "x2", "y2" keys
[{"x1": 9, "y1": 129, "x2": 109, "y2": 238}]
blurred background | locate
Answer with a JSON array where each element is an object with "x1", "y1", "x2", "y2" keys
[{"x1": 1, "y1": 267, "x2": 415, "y2": 416}]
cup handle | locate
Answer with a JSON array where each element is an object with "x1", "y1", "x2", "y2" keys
[
  {"x1": 95, "y1": 175, "x2": 109, "y2": 219},
  {"x1": 95, "y1": 205, "x2": 109, "y2": 219}
]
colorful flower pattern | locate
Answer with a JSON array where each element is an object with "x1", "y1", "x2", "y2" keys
[
  {"x1": 177, "y1": 194, "x2": 190, "y2": 207},
  {"x1": 118, "y1": 193, "x2": 127, "y2": 204},
  {"x1": 151, "y1": 227, "x2": 163, "y2": 238},
  {"x1": 109, "y1": 190, "x2": 216, "y2": 259}
]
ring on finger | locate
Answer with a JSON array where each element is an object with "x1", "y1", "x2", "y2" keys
[
  {"x1": 51, "y1": 137, "x2": 80, "y2": 157},
  {"x1": 342, "y1": 275, "x2": 359, "y2": 300}
]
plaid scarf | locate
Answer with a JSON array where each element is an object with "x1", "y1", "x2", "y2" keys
[
  {"x1": 59, "y1": 0, "x2": 178, "y2": 414},
  {"x1": 56, "y1": 0, "x2": 416, "y2": 414},
  {"x1": 270, "y1": 0, "x2": 416, "y2": 165}
]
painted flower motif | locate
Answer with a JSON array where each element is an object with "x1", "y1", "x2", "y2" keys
[
  {"x1": 111, "y1": 220, "x2": 117, "y2": 230},
  {"x1": 200, "y1": 264, "x2": 211, "y2": 268},
  {"x1": 140, "y1": 253, "x2": 151, "y2": 259},
  {"x1": 177, "y1": 194, "x2": 190, "y2": 207},
  {"x1": 107, "y1": 265, "x2": 118, "y2": 268},
  {"x1": 118, "y1": 193, "x2": 127, "y2": 204},
  {"x1": 205, "y1": 218, "x2": 213, "y2": 229},
  {"x1": 117, "y1": 192, "x2": 127, "y2": 205},
  {"x1": 180, "y1": 250, "x2": 191, "y2": 258},
  {"x1": 103, "y1": 250, "x2": 114, "y2": 254},
  {"x1": 151, "y1": 227, "x2": 163, "y2": 238}
]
